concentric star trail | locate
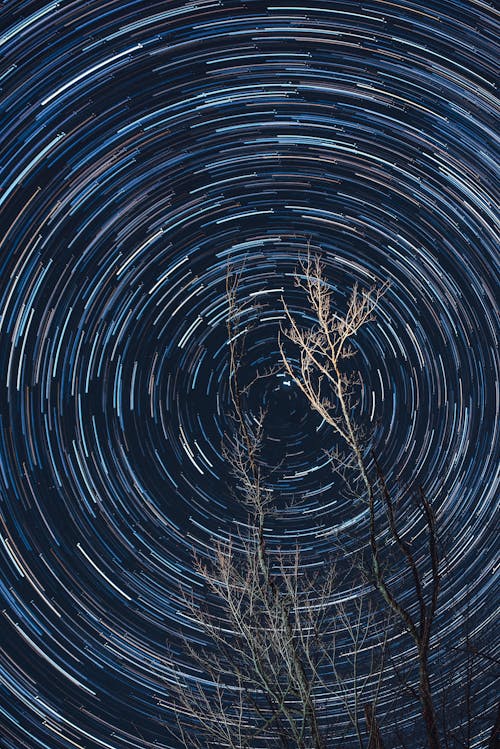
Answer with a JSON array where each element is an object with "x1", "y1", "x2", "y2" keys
[{"x1": 0, "y1": 1, "x2": 498, "y2": 747}]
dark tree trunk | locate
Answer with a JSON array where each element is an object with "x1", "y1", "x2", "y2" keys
[
  {"x1": 419, "y1": 663, "x2": 441, "y2": 749},
  {"x1": 365, "y1": 703, "x2": 385, "y2": 749},
  {"x1": 488, "y1": 701, "x2": 500, "y2": 749}
]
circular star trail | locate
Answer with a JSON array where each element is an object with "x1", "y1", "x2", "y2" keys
[{"x1": 0, "y1": 1, "x2": 498, "y2": 747}]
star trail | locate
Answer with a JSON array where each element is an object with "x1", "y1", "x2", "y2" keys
[{"x1": 0, "y1": 0, "x2": 498, "y2": 747}]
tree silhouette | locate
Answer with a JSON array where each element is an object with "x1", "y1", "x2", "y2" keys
[{"x1": 166, "y1": 256, "x2": 496, "y2": 748}]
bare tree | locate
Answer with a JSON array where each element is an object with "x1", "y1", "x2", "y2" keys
[
  {"x1": 165, "y1": 254, "x2": 498, "y2": 748},
  {"x1": 277, "y1": 254, "x2": 498, "y2": 749},
  {"x1": 279, "y1": 254, "x2": 443, "y2": 749},
  {"x1": 166, "y1": 266, "x2": 387, "y2": 748}
]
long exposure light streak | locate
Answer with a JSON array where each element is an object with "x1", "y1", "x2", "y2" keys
[{"x1": 0, "y1": 1, "x2": 498, "y2": 747}]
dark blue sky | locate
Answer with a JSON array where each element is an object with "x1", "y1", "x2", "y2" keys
[{"x1": 0, "y1": 1, "x2": 498, "y2": 747}]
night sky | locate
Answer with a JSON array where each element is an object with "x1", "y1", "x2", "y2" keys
[{"x1": 0, "y1": 1, "x2": 498, "y2": 747}]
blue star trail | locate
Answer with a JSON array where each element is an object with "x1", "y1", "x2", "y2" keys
[{"x1": 0, "y1": 1, "x2": 498, "y2": 747}]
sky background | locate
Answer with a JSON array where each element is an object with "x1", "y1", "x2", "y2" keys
[{"x1": 0, "y1": 1, "x2": 498, "y2": 747}]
